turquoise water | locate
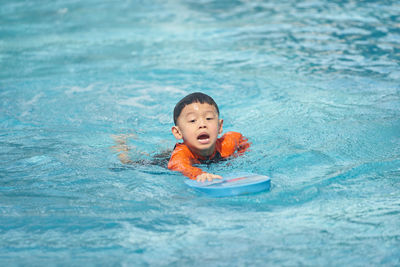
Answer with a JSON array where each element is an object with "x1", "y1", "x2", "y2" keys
[{"x1": 1, "y1": 0, "x2": 400, "y2": 265}]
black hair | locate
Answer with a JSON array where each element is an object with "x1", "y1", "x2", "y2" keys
[{"x1": 173, "y1": 92, "x2": 219, "y2": 125}]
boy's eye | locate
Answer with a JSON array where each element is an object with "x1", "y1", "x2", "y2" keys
[
  {"x1": 189, "y1": 119, "x2": 196, "y2": 123},
  {"x1": 206, "y1": 117, "x2": 213, "y2": 120}
]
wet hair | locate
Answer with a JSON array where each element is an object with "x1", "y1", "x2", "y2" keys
[{"x1": 173, "y1": 92, "x2": 219, "y2": 125}]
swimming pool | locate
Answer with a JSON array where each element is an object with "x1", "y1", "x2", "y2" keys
[{"x1": 1, "y1": 0, "x2": 399, "y2": 265}]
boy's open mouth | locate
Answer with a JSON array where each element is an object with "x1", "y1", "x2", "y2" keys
[{"x1": 197, "y1": 133, "x2": 210, "y2": 144}]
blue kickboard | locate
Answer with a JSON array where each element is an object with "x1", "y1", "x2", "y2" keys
[{"x1": 185, "y1": 172, "x2": 271, "y2": 197}]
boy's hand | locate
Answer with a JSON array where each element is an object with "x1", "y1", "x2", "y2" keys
[{"x1": 196, "y1": 173, "x2": 222, "y2": 183}]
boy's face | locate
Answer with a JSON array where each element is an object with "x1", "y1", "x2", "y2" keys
[{"x1": 172, "y1": 102, "x2": 223, "y2": 157}]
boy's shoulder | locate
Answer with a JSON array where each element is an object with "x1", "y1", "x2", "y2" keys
[
  {"x1": 172, "y1": 142, "x2": 191, "y2": 153},
  {"x1": 217, "y1": 131, "x2": 246, "y2": 157},
  {"x1": 219, "y1": 131, "x2": 243, "y2": 141},
  {"x1": 170, "y1": 143, "x2": 195, "y2": 159},
  {"x1": 222, "y1": 131, "x2": 242, "y2": 136}
]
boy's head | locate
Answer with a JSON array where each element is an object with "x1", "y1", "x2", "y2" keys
[
  {"x1": 173, "y1": 92, "x2": 219, "y2": 125},
  {"x1": 172, "y1": 92, "x2": 223, "y2": 157}
]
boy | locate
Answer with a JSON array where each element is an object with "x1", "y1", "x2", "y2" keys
[{"x1": 168, "y1": 92, "x2": 250, "y2": 182}]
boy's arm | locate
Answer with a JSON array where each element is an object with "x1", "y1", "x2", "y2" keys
[
  {"x1": 168, "y1": 150, "x2": 222, "y2": 181},
  {"x1": 168, "y1": 151, "x2": 204, "y2": 180}
]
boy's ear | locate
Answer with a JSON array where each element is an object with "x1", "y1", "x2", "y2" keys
[
  {"x1": 171, "y1": 126, "x2": 183, "y2": 140},
  {"x1": 218, "y1": 119, "x2": 223, "y2": 134}
]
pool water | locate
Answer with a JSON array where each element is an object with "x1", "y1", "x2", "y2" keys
[{"x1": 1, "y1": 0, "x2": 400, "y2": 265}]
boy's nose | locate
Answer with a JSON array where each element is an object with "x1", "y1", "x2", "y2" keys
[{"x1": 198, "y1": 118, "x2": 207, "y2": 128}]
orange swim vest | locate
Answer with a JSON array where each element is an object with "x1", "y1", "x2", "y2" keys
[{"x1": 168, "y1": 131, "x2": 250, "y2": 179}]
